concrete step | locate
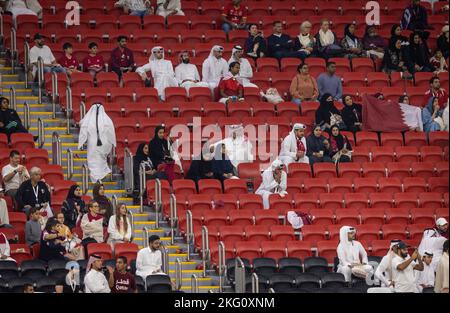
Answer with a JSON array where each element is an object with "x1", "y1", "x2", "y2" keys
[{"x1": 170, "y1": 277, "x2": 215, "y2": 287}]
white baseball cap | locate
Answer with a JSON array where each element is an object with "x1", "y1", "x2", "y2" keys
[{"x1": 436, "y1": 217, "x2": 448, "y2": 227}]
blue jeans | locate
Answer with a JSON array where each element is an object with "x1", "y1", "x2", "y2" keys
[
  {"x1": 292, "y1": 98, "x2": 302, "y2": 106},
  {"x1": 222, "y1": 23, "x2": 232, "y2": 34},
  {"x1": 130, "y1": 10, "x2": 148, "y2": 17},
  {"x1": 43, "y1": 66, "x2": 66, "y2": 74}
]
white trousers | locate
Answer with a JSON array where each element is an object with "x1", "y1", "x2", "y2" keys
[
  {"x1": 337, "y1": 265, "x2": 374, "y2": 282},
  {"x1": 156, "y1": 8, "x2": 185, "y2": 18}
]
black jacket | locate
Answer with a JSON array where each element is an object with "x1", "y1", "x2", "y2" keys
[{"x1": 15, "y1": 180, "x2": 51, "y2": 211}]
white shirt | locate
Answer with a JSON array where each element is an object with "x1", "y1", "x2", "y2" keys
[
  {"x1": 29, "y1": 45, "x2": 56, "y2": 65},
  {"x1": 157, "y1": 0, "x2": 181, "y2": 12},
  {"x1": 415, "y1": 263, "x2": 435, "y2": 288},
  {"x1": 2, "y1": 164, "x2": 29, "y2": 191},
  {"x1": 337, "y1": 240, "x2": 368, "y2": 267},
  {"x1": 228, "y1": 57, "x2": 253, "y2": 80},
  {"x1": 107, "y1": 215, "x2": 132, "y2": 241},
  {"x1": 202, "y1": 56, "x2": 228, "y2": 85},
  {"x1": 175, "y1": 63, "x2": 201, "y2": 84},
  {"x1": 84, "y1": 269, "x2": 111, "y2": 293},
  {"x1": 392, "y1": 255, "x2": 419, "y2": 293},
  {"x1": 375, "y1": 253, "x2": 395, "y2": 287},
  {"x1": 136, "y1": 247, "x2": 163, "y2": 279},
  {"x1": 256, "y1": 169, "x2": 287, "y2": 194}
]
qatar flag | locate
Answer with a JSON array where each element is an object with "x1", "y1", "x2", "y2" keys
[{"x1": 361, "y1": 94, "x2": 423, "y2": 132}]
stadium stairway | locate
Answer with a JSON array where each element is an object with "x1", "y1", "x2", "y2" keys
[{"x1": 0, "y1": 58, "x2": 224, "y2": 293}]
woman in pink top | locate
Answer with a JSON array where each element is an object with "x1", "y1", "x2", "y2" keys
[{"x1": 289, "y1": 63, "x2": 319, "y2": 106}]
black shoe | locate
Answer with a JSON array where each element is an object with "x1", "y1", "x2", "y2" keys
[{"x1": 33, "y1": 136, "x2": 39, "y2": 142}]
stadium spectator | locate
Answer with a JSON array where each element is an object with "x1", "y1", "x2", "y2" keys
[
  {"x1": 114, "y1": 0, "x2": 152, "y2": 17},
  {"x1": 423, "y1": 76, "x2": 448, "y2": 108},
  {"x1": 317, "y1": 62, "x2": 343, "y2": 101},
  {"x1": 315, "y1": 19, "x2": 343, "y2": 58},
  {"x1": 415, "y1": 251, "x2": 435, "y2": 293},
  {"x1": 110, "y1": 36, "x2": 135, "y2": 81},
  {"x1": 401, "y1": 0, "x2": 430, "y2": 31},
  {"x1": 289, "y1": 63, "x2": 319, "y2": 106},
  {"x1": 434, "y1": 240, "x2": 449, "y2": 293},
  {"x1": 437, "y1": 26, "x2": 449, "y2": 58},
  {"x1": 23, "y1": 283, "x2": 35, "y2": 293},
  {"x1": 228, "y1": 45, "x2": 257, "y2": 87},
  {"x1": 430, "y1": 49, "x2": 448, "y2": 74},
  {"x1": 55, "y1": 212, "x2": 83, "y2": 259},
  {"x1": 374, "y1": 240, "x2": 401, "y2": 290},
  {"x1": 186, "y1": 145, "x2": 215, "y2": 184},
  {"x1": 267, "y1": 21, "x2": 305, "y2": 60},
  {"x1": 341, "y1": 24, "x2": 364, "y2": 59},
  {"x1": 107, "y1": 203, "x2": 132, "y2": 250},
  {"x1": 174, "y1": 51, "x2": 209, "y2": 92},
  {"x1": 279, "y1": 123, "x2": 309, "y2": 168},
  {"x1": 149, "y1": 125, "x2": 171, "y2": 171},
  {"x1": 337, "y1": 226, "x2": 373, "y2": 282},
  {"x1": 107, "y1": 256, "x2": 137, "y2": 293},
  {"x1": 59, "y1": 42, "x2": 80, "y2": 77},
  {"x1": 408, "y1": 32, "x2": 433, "y2": 73},
  {"x1": 136, "y1": 235, "x2": 165, "y2": 279},
  {"x1": 315, "y1": 93, "x2": 343, "y2": 130},
  {"x1": 29, "y1": 33, "x2": 65, "y2": 79},
  {"x1": 25, "y1": 207, "x2": 41, "y2": 246},
  {"x1": 382, "y1": 38, "x2": 411, "y2": 75},
  {"x1": 0, "y1": 231, "x2": 15, "y2": 261},
  {"x1": 1, "y1": 150, "x2": 29, "y2": 199},
  {"x1": 156, "y1": 0, "x2": 184, "y2": 18},
  {"x1": 4, "y1": 0, "x2": 42, "y2": 21},
  {"x1": 245, "y1": 24, "x2": 266, "y2": 58},
  {"x1": 328, "y1": 125, "x2": 352, "y2": 163},
  {"x1": 202, "y1": 45, "x2": 228, "y2": 91},
  {"x1": 362, "y1": 25, "x2": 385, "y2": 60},
  {"x1": 255, "y1": 160, "x2": 288, "y2": 210},
  {"x1": 82, "y1": 42, "x2": 105, "y2": 79},
  {"x1": 80, "y1": 201, "x2": 104, "y2": 244},
  {"x1": 392, "y1": 241, "x2": 424, "y2": 293},
  {"x1": 61, "y1": 184, "x2": 86, "y2": 230},
  {"x1": 306, "y1": 124, "x2": 332, "y2": 165},
  {"x1": 221, "y1": 0, "x2": 247, "y2": 34},
  {"x1": 0, "y1": 188, "x2": 11, "y2": 228},
  {"x1": 218, "y1": 62, "x2": 244, "y2": 104},
  {"x1": 78, "y1": 104, "x2": 116, "y2": 184},
  {"x1": 418, "y1": 228, "x2": 446, "y2": 272},
  {"x1": 390, "y1": 24, "x2": 409, "y2": 46},
  {"x1": 435, "y1": 217, "x2": 449, "y2": 239},
  {"x1": 92, "y1": 183, "x2": 113, "y2": 227},
  {"x1": 0, "y1": 96, "x2": 30, "y2": 142},
  {"x1": 15, "y1": 166, "x2": 52, "y2": 217},
  {"x1": 39, "y1": 217, "x2": 77, "y2": 262},
  {"x1": 136, "y1": 47, "x2": 178, "y2": 100},
  {"x1": 212, "y1": 143, "x2": 237, "y2": 183},
  {"x1": 341, "y1": 95, "x2": 363, "y2": 133},
  {"x1": 293, "y1": 21, "x2": 316, "y2": 59},
  {"x1": 133, "y1": 143, "x2": 167, "y2": 193},
  {"x1": 84, "y1": 254, "x2": 111, "y2": 293},
  {"x1": 211, "y1": 125, "x2": 253, "y2": 169},
  {"x1": 422, "y1": 97, "x2": 445, "y2": 132}
]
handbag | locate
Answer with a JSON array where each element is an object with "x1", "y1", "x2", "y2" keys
[
  {"x1": 352, "y1": 265, "x2": 369, "y2": 279},
  {"x1": 330, "y1": 113, "x2": 346, "y2": 130}
]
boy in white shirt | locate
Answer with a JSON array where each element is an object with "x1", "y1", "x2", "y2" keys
[{"x1": 1, "y1": 150, "x2": 29, "y2": 199}]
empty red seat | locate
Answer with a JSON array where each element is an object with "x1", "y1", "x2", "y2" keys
[
  {"x1": 371, "y1": 146, "x2": 395, "y2": 163},
  {"x1": 239, "y1": 194, "x2": 264, "y2": 211},
  {"x1": 303, "y1": 178, "x2": 328, "y2": 193},
  {"x1": 344, "y1": 193, "x2": 369, "y2": 209},
  {"x1": 317, "y1": 240, "x2": 339, "y2": 264},
  {"x1": 338, "y1": 162, "x2": 361, "y2": 179},
  {"x1": 421, "y1": 146, "x2": 444, "y2": 163},
  {"x1": 165, "y1": 87, "x2": 188, "y2": 103},
  {"x1": 354, "y1": 177, "x2": 378, "y2": 194},
  {"x1": 287, "y1": 241, "x2": 313, "y2": 259},
  {"x1": 10, "y1": 133, "x2": 34, "y2": 151},
  {"x1": 254, "y1": 210, "x2": 280, "y2": 226},
  {"x1": 219, "y1": 226, "x2": 244, "y2": 244},
  {"x1": 229, "y1": 209, "x2": 254, "y2": 226},
  {"x1": 294, "y1": 193, "x2": 319, "y2": 211},
  {"x1": 96, "y1": 72, "x2": 119, "y2": 87},
  {"x1": 114, "y1": 243, "x2": 139, "y2": 261},
  {"x1": 198, "y1": 179, "x2": 222, "y2": 195},
  {"x1": 436, "y1": 161, "x2": 449, "y2": 178},
  {"x1": 342, "y1": 72, "x2": 366, "y2": 87},
  {"x1": 367, "y1": 72, "x2": 389, "y2": 87},
  {"x1": 223, "y1": 179, "x2": 248, "y2": 195},
  {"x1": 395, "y1": 146, "x2": 419, "y2": 164},
  {"x1": 385, "y1": 208, "x2": 410, "y2": 225},
  {"x1": 380, "y1": 132, "x2": 404, "y2": 147},
  {"x1": 203, "y1": 210, "x2": 228, "y2": 227},
  {"x1": 173, "y1": 179, "x2": 197, "y2": 196},
  {"x1": 269, "y1": 194, "x2": 293, "y2": 215},
  {"x1": 404, "y1": 131, "x2": 427, "y2": 147},
  {"x1": 428, "y1": 177, "x2": 449, "y2": 193},
  {"x1": 370, "y1": 193, "x2": 394, "y2": 208},
  {"x1": 335, "y1": 209, "x2": 360, "y2": 225},
  {"x1": 319, "y1": 193, "x2": 344, "y2": 211},
  {"x1": 351, "y1": 146, "x2": 371, "y2": 163},
  {"x1": 411, "y1": 162, "x2": 434, "y2": 179},
  {"x1": 360, "y1": 208, "x2": 385, "y2": 225},
  {"x1": 287, "y1": 163, "x2": 312, "y2": 179},
  {"x1": 356, "y1": 224, "x2": 381, "y2": 245},
  {"x1": 301, "y1": 225, "x2": 326, "y2": 246},
  {"x1": 87, "y1": 243, "x2": 112, "y2": 259},
  {"x1": 257, "y1": 58, "x2": 279, "y2": 72},
  {"x1": 313, "y1": 163, "x2": 337, "y2": 179},
  {"x1": 270, "y1": 225, "x2": 296, "y2": 242},
  {"x1": 371, "y1": 240, "x2": 391, "y2": 256},
  {"x1": 352, "y1": 58, "x2": 374, "y2": 75},
  {"x1": 386, "y1": 162, "x2": 411, "y2": 179},
  {"x1": 382, "y1": 224, "x2": 407, "y2": 240},
  {"x1": 403, "y1": 177, "x2": 427, "y2": 193},
  {"x1": 378, "y1": 177, "x2": 402, "y2": 193},
  {"x1": 235, "y1": 241, "x2": 261, "y2": 262},
  {"x1": 410, "y1": 208, "x2": 435, "y2": 225},
  {"x1": 310, "y1": 209, "x2": 335, "y2": 225},
  {"x1": 408, "y1": 223, "x2": 432, "y2": 240},
  {"x1": 356, "y1": 131, "x2": 379, "y2": 147},
  {"x1": 328, "y1": 178, "x2": 353, "y2": 193},
  {"x1": 260, "y1": 241, "x2": 286, "y2": 260},
  {"x1": 188, "y1": 194, "x2": 212, "y2": 211},
  {"x1": 40, "y1": 164, "x2": 64, "y2": 184}
]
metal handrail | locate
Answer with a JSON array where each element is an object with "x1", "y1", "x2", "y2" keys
[
  {"x1": 191, "y1": 274, "x2": 199, "y2": 293},
  {"x1": 65, "y1": 87, "x2": 73, "y2": 134},
  {"x1": 37, "y1": 57, "x2": 44, "y2": 104},
  {"x1": 138, "y1": 163, "x2": 146, "y2": 214},
  {"x1": 128, "y1": 210, "x2": 135, "y2": 235},
  {"x1": 268, "y1": 288, "x2": 275, "y2": 293},
  {"x1": 24, "y1": 41, "x2": 29, "y2": 87},
  {"x1": 10, "y1": 28, "x2": 16, "y2": 74},
  {"x1": 66, "y1": 149, "x2": 74, "y2": 180},
  {"x1": 251, "y1": 273, "x2": 260, "y2": 293},
  {"x1": 0, "y1": 14, "x2": 3, "y2": 40},
  {"x1": 185, "y1": 210, "x2": 193, "y2": 262},
  {"x1": 109, "y1": 146, "x2": 116, "y2": 182},
  {"x1": 143, "y1": 227, "x2": 149, "y2": 248},
  {"x1": 234, "y1": 257, "x2": 246, "y2": 293},
  {"x1": 81, "y1": 163, "x2": 89, "y2": 194},
  {"x1": 124, "y1": 148, "x2": 134, "y2": 194},
  {"x1": 218, "y1": 241, "x2": 226, "y2": 293},
  {"x1": 80, "y1": 101, "x2": 86, "y2": 120},
  {"x1": 111, "y1": 194, "x2": 118, "y2": 212},
  {"x1": 175, "y1": 258, "x2": 182, "y2": 291},
  {"x1": 37, "y1": 118, "x2": 45, "y2": 148},
  {"x1": 154, "y1": 179, "x2": 161, "y2": 228},
  {"x1": 51, "y1": 72, "x2": 58, "y2": 119},
  {"x1": 161, "y1": 243, "x2": 169, "y2": 274},
  {"x1": 201, "y1": 226, "x2": 209, "y2": 278},
  {"x1": 22, "y1": 101, "x2": 30, "y2": 130},
  {"x1": 51, "y1": 132, "x2": 62, "y2": 165},
  {"x1": 9, "y1": 87, "x2": 16, "y2": 111},
  {"x1": 169, "y1": 194, "x2": 178, "y2": 245}
]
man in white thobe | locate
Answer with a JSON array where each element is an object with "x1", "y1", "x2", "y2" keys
[
  {"x1": 0, "y1": 232, "x2": 16, "y2": 262},
  {"x1": 5, "y1": 0, "x2": 42, "y2": 21},
  {"x1": 228, "y1": 45, "x2": 258, "y2": 88},
  {"x1": 279, "y1": 123, "x2": 309, "y2": 169},
  {"x1": 415, "y1": 251, "x2": 435, "y2": 292},
  {"x1": 156, "y1": 0, "x2": 184, "y2": 18},
  {"x1": 136, "y1": 46, "x2": 178, "y2": 101},
  {"x1": 369, "y1": 239, "x2": 401, "y2": 293},
  {"x1": 337, "y1": 226, "x2": 373, "y2": 282},
  {"x1": 202, "y1": 45, "x2": 229, "y2": 91},
  {"x1": 418, "y1": 228, "x2": 447, "y2": 272},
  {"x1": 84, "y1": 254, "x2": 111, "y2": 293},
  {"x1": 174, "y1": 51, "x2": 210, "y2": 94},
  {"x1": 136, "y1": 235, "x2": 166, "y2": 280},
  {"x1": 78, "y1": 103, "x2": 116, "y2": 183},
  {"x1": 212, "y1": 125, "x2": 254, "y2": 169},
  {"x1": 255, "y1": 159, "x2": 288, "y2": 210}
]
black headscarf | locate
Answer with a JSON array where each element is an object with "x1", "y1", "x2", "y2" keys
[
  {"x1": 329, "y1": 124, "x2": 351, "y2": 154},
  {"x1": 92, "y1": 182, "x2": 112, "y2": 225},
  {"x1": 341, "y1": 95, "x2": 362, "y2": 131},
  {"x1": 149, "y1": 125, "x2": 169, "y2": 169},
  {"x1": 186, "y1": 145, "x2": 213, "y2": 182},
  {"x1": 315, "y1": 93, "x2": 340, "y2": 126},
  {"x1": 344, "y1": 24, "x2": 357, "y2": 41},
  {"x1": 62, "y1": 184, "x2": 86, "y2": 229},
  {"x1": 134, "y1": 143, "x2": 152, "y2": 166},
  {"x1": 389, "y1": 24, "x2": 408, "y2": 47},
  {"x1": 212, "y1": 144, "x2": 234, "y2": 179},
  {"x1": 408, "y1": 31, "x2": 431, "y2": 66}
]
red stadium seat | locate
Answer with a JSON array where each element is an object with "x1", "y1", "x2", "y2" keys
[
  {"x1": 378, "y1": 177, "x2": 402, "y2": 193},
  {"x1": 246, "y1": 225, "x2": 271, "y2": 241},
  {"x1": 213, "y1": 194, "x2": 238, "y2": 211},
  {"x1": 428, "y1": 132, "x2": 449, "y2": 149},
  {"x1": 287, "y1": 163, "x2": 312, "y2": 180},
  {"x1": 188, "y1": 194, "x2": 213, "y2": 211},
  {"x1": 395, "y1": 146, "x2": 419, "y2": 164},
  {"x1": 410, "y1": 163, "x2": 435, "y2": 180},
  {"x1": 404, "y1": 131, "x2": 427, "y2": 147},
  {"x1": 370, "y1": 193, "x2": 394, "y2": 208},
  {"x1": 394, "y1": 192, "x2": 419, "y2": 209},
  {"x1": 344, "y1": 193, "x2": 369, "y2": 209},
  {"x1": 219, "y1": 226, "x2": 244, "y2": 244},
  {"x1": 385, "y1": 208, "x2": 410, "y2": 225},
  {"x1": 173, "y1": 179, "x2": 197, "y2": 196},
  {"x1": 142, "y1": 15, "x2": 164, "y2": 30},
  {"x1": 96, "y1": 72, "x2": 119, "y2": 87},
  {"x1": 367, "y1": 72, "x2": 389, "y2": 87},
  {"x1": 310, "y1": 209, "x2": 335, "y2": 225},
  {"x1": 287, "y1": 241, "x2": 313, "y2": 259},
  {"x1": 338, "y1": 162, "x2": 361, "y2": 179},
  {"x1": 328, "y1": 178, "x2": 353, "y2": 193},
  {"x1": 301, "y1": 225, "x2": 326, "y2": 246},
  {"x1": 114, "y1": 243, "x2": 139, "y2": 261},
  {"x1": 386, "y1": 162, "x2": 411, "y2": 179},
  {"x1": 313, "y1": 163, "x2": 337, "y2": 179},
  {"x1": 354, "y1": 177, "x2": 378, "y2": 194},
  {"x1": 328, "y1": 58, "x2": 351, "y2": 76},
  {"x1": 428, "y1": 177, "x2": 449, "y2": 193},
  {"x1": 51, "y1": 180, "x2": 76, "y2": 197},
  {"x1": 371, "y1": 240, "x2": 391, "y2": 256},
  {"x1": 410, "y1": 208, "x2": 435, "y2": 226},
  {"x1": 303, "y1": 178, "x2": 328, "y2": 194},
  {"x1": 256, "y1": 58, "x2": 279, "y2": 72},
  {"x1": 362, "y1": 163, "x2": 386, "y2": 179},
  {"x1": 352, "y1": 58, "x2": 374, "y2": 75},
  {"x1": 204, "y1": 210, "x2": 229, "y2": 227},
  {"x1": 381, "y1": 224, "x2": 407, "y2": 240},
  {"x1": 235, "y1": 241, "x2": 261, "y2": 262},
  {"x1": 261, "y1": 241, "x2": 286, "y2": 260},
  {"x1": 420, "y1": 146, "x2": 444, "y2": 163},
  {"x1": 229, "y1": 209, "x2": 254, "y2": 226},
  {"x1": 319, "y1": 193, "x2": 344, "y2": 211},
  {"x1": 198, "y1": 179, "x2": 222, "y2": 195},
  {"x1": 436, "y1": 162, "x2": 449, "y2": 178},
  {"x1": 239, "y1": 194, "x2": 264, "y2": 211},
  {"x1": 224, "y1": 179, "x2": 248, "y2": 195},
  {"x1": 294, "y1": 193, "x2": 319, "y2": 211},
  {"x1": 255, "y1": 210, "x2": 280, "y2": 226},
  {"x1": 371, "y1": 146, "x2": 395, "y2": 163},
  {"x1": 356, "y1": 131, "x2": 379, "y2": 147},
  {"x1": 269, "y1": 194, "x2": 293, "y2": 215},
  {"x1": 10, "y1": 133, "x2": 35, "y2": 152},
  {"x1": 317, "y1": 240, "x2": 339, "y2": 264},
  {"x1": 167, "y1": 15, "x2": 189, "y2": 31},
  {"x1": 351, "y1": 146, "x2": 371, "y2": 163},
  {"x1": 24, "y1": 148, "x2": 49, "y2": 167},
  {"x1": 335, "y1": 209, "x2": 360, "y2": 225},
  {"x1": 87, "y1": 243, "x2": 112, "y2": 259},
  {"x1": 40, "y1": 164, "x2": 64, "y2": 184},
  {"x1": 356, "y1": 224, "x2": 381, "y2": 245},
  {"x1": 408, "y1": 223, "x2": 432, "y2": 240}
]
